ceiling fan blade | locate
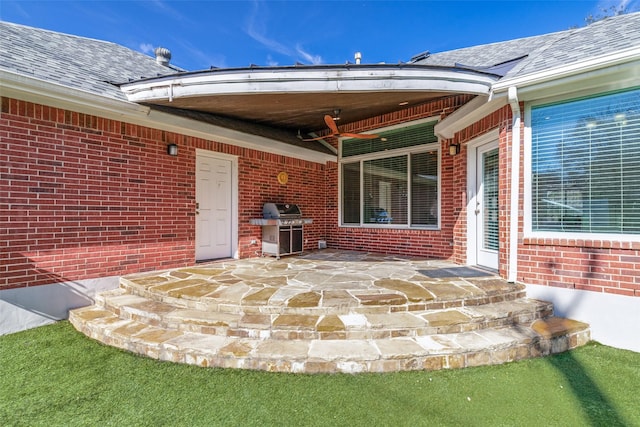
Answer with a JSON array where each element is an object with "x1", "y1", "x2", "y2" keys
[
  {"x1": 340, "y1": 132, "x2": 380, "y2": 139},
  {"x1": 324, "y1": 114, "x2": 340, "y2": 134}
]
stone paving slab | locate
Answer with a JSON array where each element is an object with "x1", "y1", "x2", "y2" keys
[
  {"x1": 95, "y1": 281, "x2": 561, "y2": 342},
  {"x1": 69, "y1": 250, "x2": 591, "y2": 374},
  {"x1": 376, "y1": 338, "x2": 428, "y2": 359},
  {"x1": 308, "y1": 340, "x2": 380, "y2": 361},
  {"x1": 165, "y1": 309, "x2": 241, "y2": 327},
  {"x1": 422, "y1": 310, "x2": 471, "y2": 327},
  {"x1": 167, "y1": 283, "x2": 222, "y2": 299},
  {"x1": 119, "y1": 250, "x2": 526, "y2": 315},
  {"x1": 365, "y1": 313, "x2": 428, "y2": 329},
  {"x1": 70, "y1": 311, "x2": 591, "y2": 373}
]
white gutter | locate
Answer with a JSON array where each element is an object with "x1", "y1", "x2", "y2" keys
[
  {"x1": 0, "y1": 69, "x2": 335, "y2": 164},
  {"x1": 120, "y1": 67, "x2": 497, "y2": 102},
  {"x1": 507, "y1": 87, "x2": 520, "y2": 283},
  {"x1": 0, "y1": 68, "x2": 151, "y2": 118},
  {"x1": 434, "y1": 95, "x2": 507, "y2": 139},
  {"x1": 491, "y1": 46, "x2": 640, "y2": 96}
]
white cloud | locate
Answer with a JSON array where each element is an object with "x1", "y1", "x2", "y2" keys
[
  {"x1": 266, "y1": 55, "x2": 279, "y2": 67},
  {"x1": 147, "y1": 0, "x2": 193, "y2": 25},
  {"x1": 7, "y1": 1, "x2": 31, "y2": 19},
  {"x1": 171, "y1": 38, "x2": 228, "y2": 70},
  {"x1": 245, "y1": 0, "x2": 292, "y2": 56},
  {"x1": 296, "y1": 44, "x2": 323, "y2": 65},
  {"x1": 139, "y1": 43, "x2": 155, "y2": 54},
  {"x1": 244, "y1": 0, "x2": 324, "y2": 65},
  {"x1": 594, "y1": 0, "x2": 640, "y2": 14}
]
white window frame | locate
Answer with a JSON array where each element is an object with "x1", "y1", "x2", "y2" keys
[
  {"x1": 524, "y1": 87, "x2": 640, "y2": 243},
  {"x1": 338, "y1": 117, "x2": 441, "y2": 229}
]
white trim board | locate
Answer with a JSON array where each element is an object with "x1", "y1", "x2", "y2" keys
[
  {"x1": 466, "y1": 129, "x2": 500, "y2": 267},
  {"x1": 1, "y1": 70, "x2": 335, "y2": 164}
]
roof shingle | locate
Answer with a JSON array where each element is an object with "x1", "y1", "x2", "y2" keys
[
  {"x1": 415, "y1": 12, "x2": 640, "y2": 80},
  {"x1": 0, "y1": 21, "x2": 181, "y2": 101}
]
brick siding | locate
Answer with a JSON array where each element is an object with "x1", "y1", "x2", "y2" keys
[
  {"x1": 1, "y1": 97, "x2": 325, "y2": 289},
  {"x1": 2, "y1": 94, "x2": 637, "y2": 297},
  {"x1": 325, "y1": 96, "x2": 473, "y2": 260}
]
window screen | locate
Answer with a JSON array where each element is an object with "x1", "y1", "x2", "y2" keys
[
  {"x1": 483, "y1": 149, "x2": 499, "y2": 249},
  {"x1": 531, "y1": 87, "x2": 640, "y2": 234},
  {"x1": 342, "y1": 121, "x2": 438, "y2": 157},
  {"x1": 411, "y1": 151, "x2": 438, "y2": 226},
  {"x1": 340, "y1": 121, "x2": 440, "y2": 228},
  {"x1": 363, "y1": 156, "x2": 408, "y2": 225},
  {"x1": 342, "y1": 162, "x2": 361, "y2": 224}
]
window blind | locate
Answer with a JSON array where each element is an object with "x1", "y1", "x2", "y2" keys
[
  {"x1": 531, "y1": 87, "x2": 640, "y2": 234},
  {"x1": 363, "y1": 156, "x2": 408, "y2": 225},
  {"x1": 483, "y1": 149, "x2": 499, "y2": 250},
  {"x1": 342, "y1": 162, "x2": 361, "y2": 224},
  {"x1": 411, "y1": 151, "x2": 438, "y2": 226},
  {"x1": 342, "y1": 121, "x2": 437, "y2": 158}
]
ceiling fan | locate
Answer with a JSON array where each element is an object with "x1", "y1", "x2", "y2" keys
[{"x1": 301, "y1": 113, "x2": 379, "y2": 141}]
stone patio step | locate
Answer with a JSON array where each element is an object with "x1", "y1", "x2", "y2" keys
[
  {"x1": 93, "y1": 290, "x2": 554, "y2": 341},
  {"x1": 119, "y1": 274, "x2": 527, "y2": 316},
  {"x1": 69, "y1": 252, "x2": 591, "y2": 373},
  {"x1": 69, "y1": 307, "x2": 590, "y2": 374}
]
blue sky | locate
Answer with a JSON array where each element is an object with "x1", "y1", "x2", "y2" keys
[{"x1": 2, "y1": 0, "x2": 638, "y2": 71}]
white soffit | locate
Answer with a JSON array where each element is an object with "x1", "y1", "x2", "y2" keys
[
  {"x1": 0, "y1": 69, "x2": 335, "y2": 164},
  {"x1": 491, "y1": 46, "x2": 640, "y2": 101},
  {"x1": 435, "y1": 47, "x2": 640, "y2": 139},
  {"x1": 120, "y1": 67, "x2": 498, "y2": 102}
]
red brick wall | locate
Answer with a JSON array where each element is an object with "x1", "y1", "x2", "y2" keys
[
  {"x1": 514, "y1": 102, "x2": 640, "y2": 297},
  {"x1": 237, "y1": 151, "x2": 326, "y2": 258},
  {"x1": 456, "y1": 102, "x2": 640, "y2": 297},
  {"x1": 1, "y1": 97, "x2": 326, "y2": 290},
  {"x1": 519, "y1": 239, "x2": 640, "y2": 296},
  {"x1": 5, "y1": 94, "x2": 635, "y2": 297},
  {"x1": 325, "y1": 96, "x2": 473, "y2": 259}
]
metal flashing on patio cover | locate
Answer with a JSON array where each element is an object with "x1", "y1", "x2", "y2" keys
[{"x1": 118, "y1": 63, "x2": 500, "y2": 132}]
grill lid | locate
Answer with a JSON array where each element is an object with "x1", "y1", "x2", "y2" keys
[{"x1": 263, "y1": 203, "x2": 302, "y2": 219}]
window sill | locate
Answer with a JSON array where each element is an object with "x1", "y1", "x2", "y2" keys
[{"x1": 339, "y1": 224, "x2": 440, "y2": 231}]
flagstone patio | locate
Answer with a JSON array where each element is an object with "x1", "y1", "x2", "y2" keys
[{"x1": 70, "y1": 250, "x2": 590, "y2": 373}]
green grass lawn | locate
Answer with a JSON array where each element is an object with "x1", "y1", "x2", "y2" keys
[{"x1": 1, "y1": 322, "x2": 638, "y2": 426}]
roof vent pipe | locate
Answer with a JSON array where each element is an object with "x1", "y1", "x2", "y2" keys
[
  {"x1": 354, "y1": 52, "x2": 362, "y2": 65},
  {"x1": 154, "y1": 47, "x2": 172, "y2": 66}
]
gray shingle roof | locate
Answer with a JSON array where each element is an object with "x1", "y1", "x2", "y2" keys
[
  {"x1": 0, "y1": 21, "x2": 181, "y2": 102},
  {"x1": 416, "y1": 11, "x2": 640, "y2": 80},
  {"x1": 2, "y1": 12, "x2": 639, "y2": 103}
]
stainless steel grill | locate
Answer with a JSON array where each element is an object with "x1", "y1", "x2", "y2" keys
[
  {"x1": 263, "y1": 203, "x2": 301, "y2": 219},
  {"x1": 250, "y1": 203, "x2": 312, "y2": 258}
]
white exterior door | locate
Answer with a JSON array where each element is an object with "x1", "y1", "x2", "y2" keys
[
  {"x1": 475, "y1": 142, "x2": 499, "y2": 270},
  {"x1": 195, "y1": 152, "x2": 234, "y2": 260}
]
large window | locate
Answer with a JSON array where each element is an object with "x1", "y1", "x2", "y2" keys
[
  {"x1": 530, "y1": 87, "x2": 640, "y2": 235},
  {"x1": 340, "y1": 121, "x2": 439, "y2": 227}
]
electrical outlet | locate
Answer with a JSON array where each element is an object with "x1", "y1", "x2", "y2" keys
[{"x1": 250, "y1": 239, "x2": 256, "y2": 245}]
